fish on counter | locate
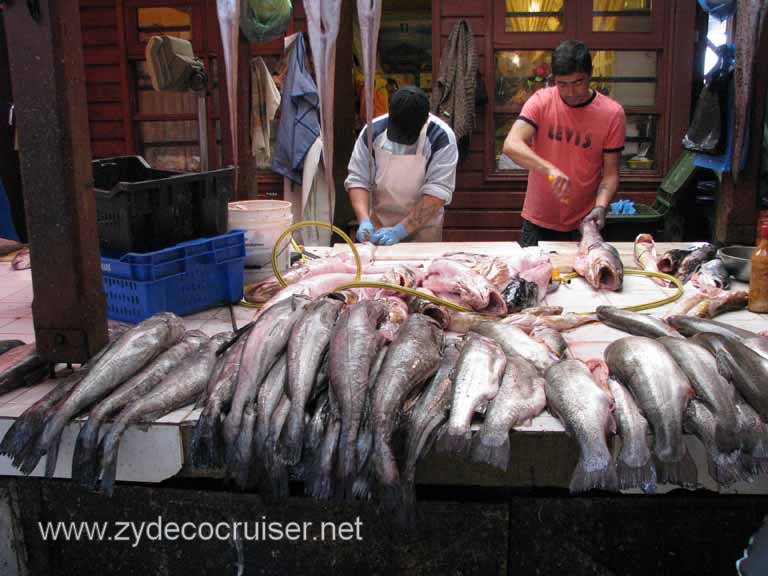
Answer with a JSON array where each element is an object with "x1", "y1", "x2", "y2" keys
[
  {"x1": 470, "y1": 356, "x2": 546, "y2": 471},
  {"x1": 253, "y1": 356, "x2": 289, "y2": 492},
  {"x1": 574, "y1": 220, "x2": 624, "y2": 291},
  {"x1": 691, "y1": 259, "x2": 731, "y2": 290},
  {"x1": 500, "y1": 275, "x2": 539, "y2": 313},
  {"x1": 372, "y1": 314, "x2": 443, "y2": 514},
  {"x1": 544, "y1": 360, "x2": 617, "y2": 492},
  {"x1": 607, "y1": 378, "x2": 656, "y2": 491},
  {"x1": 634, "y1": 234, "x2": 671, "y2": 287},
  {"x1": 422, "y1": 258, "x2": 507, "y2": 316},
  {"x1": 97, "y1": 332, "x2": 234, "y2": 496},
  {"x1": 657, "y1": 247, "x2": 695, "y2": 276},
  {"x1": 530, "y1": 326, "x2": 570, "y2": 359},
  {"x1": 442, "y1": 252, "x2": 511, "y2": 288},
  {"x1": 437, "y1": 333, "x2": 506, "y2": 458},
  {"x1": 667, "y1": 315, "x2": 757, "y2": 340},
  {"x1": 676, "y1": 243, "x2": 720, "y2": 285},
  {"x1": 471, "y1": 322, "x2": 557, "y2": 374},
  {"x1": 0, "y1": 343, "x2": 47, "y2": 397},
  {"x1": 687, "y1": 290, "x2": 748, "y2": 318},
  {"x1": 605, "y1": 336, "x2": 695, "y2": 484},
  {"x1": 596, "y1": 306, "x2": 683, "y2": 339}
]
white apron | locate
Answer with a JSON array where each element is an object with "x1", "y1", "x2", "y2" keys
[{"x1": 371, "y1": 122, "x2": 444, "y2": 242}]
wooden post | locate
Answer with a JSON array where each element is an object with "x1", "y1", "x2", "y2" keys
[
  {"x1": 4, "y1": 0, "x2": 108, "y2": 363},
  {"x1": 331, "y1": 0, "x2": 356, "y2": 236},
  {"x1": 714, "y1": 12, "x2": 768, "y2": 244}
]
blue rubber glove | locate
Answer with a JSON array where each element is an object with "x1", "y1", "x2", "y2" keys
[
  {"x1": 370, "y1": 223, "x2": 408, "y2": 246},
  {"x1": 356, "y1": 218, "x2": 375, "y2": 243}
]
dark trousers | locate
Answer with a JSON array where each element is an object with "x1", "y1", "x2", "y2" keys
[{"x1": 520, "y1": 219, "x2": 579, "y2": 248}]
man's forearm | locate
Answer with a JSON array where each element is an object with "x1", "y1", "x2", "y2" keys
[
  {"x1": 400, "y1": 195, "x2": 444, "y2": 235},
  {"x1": 502, "y1": 139, "x2": 554, "y2": 175},
  {"x1": 348, "y1": 187, "x2": 370, "y2": 222},
  {"x1": 595, "y1": 174, "x2": 619, "y2": 208}
]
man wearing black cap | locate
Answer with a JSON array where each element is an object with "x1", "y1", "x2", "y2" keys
[{"x1": 345, "y1": 86, "x2": 459, "y2": 245}]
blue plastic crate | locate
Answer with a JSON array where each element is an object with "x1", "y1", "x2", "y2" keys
[{"x1": 102, "y1": 231, "x2": 245, "y2": 323}]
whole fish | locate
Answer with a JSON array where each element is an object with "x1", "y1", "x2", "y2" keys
[
  {"x1": 224, "y1": 296, "x2": 310, "y2": 451},
  {"x1": 261, "y1": 394, "x2": 292, "y2": 502},
  {"x1": 634, "y1": 234, "x2": 671, "y2": 287},
  {"x1": 189, "y1": 334, "x2": 249, "y2": 469},
  {"x1": 687, "y1": 290, "x2": 748, "y2": 318},
  {"x1": 607, "y1": 378, "x2": 655, "y2": 491},
  {"x1": 667, "y1": 315, "x2": 756, "y2": 340},
  {"x1": 372, "y1": 314, "x2": 443, "y2": 514},
  {"x1": 596, "y1": 306, "x2": 683, "y2": 339},
  {"x1": 20, "y1": 313, "x2": 186, "y2": 475},
  {"x1": 11, "y1": 247, "x2": 30, "y2": 270},
  {"x1": 306, "y1": 411, "x2": 341, "y2": 500},
  {"x1": 574, "y1": 220, "x2": 623, "y2": 291},
  {"x1": 544, "y1": 360, "x2": 617, "y2": 492},
  {"x1": 605, "y1": 336, "x2": 695, "y2": 484},
  {"x1": 471, "y1": 321, "x2": 556, "y2": 374},
  {"x1": 230, "y1": 403, "x2": 257, "y2": 490},
  {"x1": 253, "y1": 355, "x2": 288, "y2": 485},
  {"x1": 401, "y1": 341, "x2": 461, "y2": 518},
  {"x1": 691, "y1": 259, "x2": 731, "y2": 290},
  {"x1": 0, "y1": 343, "x2": 47, "y2": 396},
  {"x1": 422, "y1": 258, "x2": 507, "y2": 316},
  {"x1": 0, "y1": 340, "x2": 24, "y2": 357},
  {"x1": 97, "y1": 332, "x2": 232, "y2": 496},
  {"x1": 438, "y1": 333, "x2": 506, "y2": 457},
  {"x1": 657, "y1": 248, "x2": 694, "y2": 275},
  {"x1": 530, "y1": 326, "x2": 570, "y2": 358},
  {"x1": 280, "y1": 298, "x2": 343, "y2": 465},
  {"x1": 694, "y1": 333, "x2": 768, "y2": 421},
  {"x1": 470, "y1": 356, "x2": 546, "y2": 471},
  {"x1": 658, "y1": 336, "x2": 741, "y2": 483},
  {"x1": 73, "y1": 330, "x2": 207, "y2": 487},
  {"x1": 330, "y1": 301, "x2": 389, "y2": 499},
  {"x1": 501, "y1": 312, "x2": 597, "y2": 333},
  {"x1": 676, "y1": 243, "x2": 719, "y2": 284}
]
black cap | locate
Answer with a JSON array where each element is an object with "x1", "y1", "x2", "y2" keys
[{"x1": 387, "y1": 86, "x2": 429, "y2": 145}]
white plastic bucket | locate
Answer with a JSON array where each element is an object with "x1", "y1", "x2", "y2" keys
[{"x1": 228, "y1": 200, "x2": 293, "y2": 283}]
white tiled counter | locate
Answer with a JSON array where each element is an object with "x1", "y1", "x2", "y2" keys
[{"x1": 1, "y1": 243, "x2": 767, "y2": 494}]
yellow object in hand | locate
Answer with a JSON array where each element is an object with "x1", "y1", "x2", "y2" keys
[{"x1": 549, "y1": 174, "x2": 569, "y2": 204}]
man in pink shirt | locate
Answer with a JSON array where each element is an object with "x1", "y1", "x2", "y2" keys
[{"x1": 503, "y1": 40, "x2": 626, "y2": 247}]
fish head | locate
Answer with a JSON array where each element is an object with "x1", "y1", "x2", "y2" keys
[{"x1": 586, "y1": 250, "x2": 623, "y2": 291}]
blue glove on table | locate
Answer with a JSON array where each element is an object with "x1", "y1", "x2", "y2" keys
[
  {"x1": 371, "y1": 223, "x2": 408, "y2": 246},
  {"x1": 356, "y1": 218, "x2": 375, "y2": 243}
]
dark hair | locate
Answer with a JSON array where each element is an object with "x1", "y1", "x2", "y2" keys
[{"x1": 552, "y1": 40, "x2": 592, "y2": 77}]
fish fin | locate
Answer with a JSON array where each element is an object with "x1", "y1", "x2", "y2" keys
[
  {"x1": 435, "y1": 427, "x2": 472, "y2": 458},
  {"x1": 305, "y1": 467, "x2": 333, "y2": 501},
  {"x1": 616, "y1": 458, "x2": 657, "y2": 491},
  {"x1": 653, "y1": 449, "x2": 697, "y2": 485},
  {"x1": 569, "y1": 459, "x2": 618, "y2": 493},
  {"x1": 469, "y1": 430, "x2": 510, "y2": 471},
  {"x1": 278, "y1": 409, "x2": 304, "y2": 466},
  {"x1": 739, "y1": 456, "x2": 768, "y2": 480},
  {"x1": 72, "y1": 420, "x2": 102, "y2": 487},
  {"x1": 352, "y1": 473, "x2": 372, "y2": 500},
  {"x1": 17, "y1": 444, "x2": 45, "y2": 476},
  {"x1": 188, "y1": 408, "x2": 225, "y2": 470},
  {"x1": 0, "y1": 411, "x2": 44, "y2": 462}
]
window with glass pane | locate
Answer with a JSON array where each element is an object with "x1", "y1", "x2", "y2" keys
[
  {"x1": 593, "y1": 0, "x2": 652, "y2": 33},
  {"x1": 504, "y1": 0, "x2": 564, "y2": 32},
  {"x1": 495, "y1": 51, "x2": 552, "y2": 109},
  {"x1": 591, "y1": 51, "x2": 657, "y2": 107},
  {"x1": 135, "y1": 61, "x2": 197, "y2": 115},
  {"x1": 622, "y1": 114, "x2": 657, "y2": 170},
  {"x1": 139, "y1": 120, "x2": 200, "y2": 172},
  {"x1": 138, "y1": 7, "x2": 193, "y2": 43}
]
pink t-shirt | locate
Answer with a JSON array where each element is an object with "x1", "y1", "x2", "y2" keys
[{"x1": 519, "y1": 87, "x2": 626, "y2": 231}]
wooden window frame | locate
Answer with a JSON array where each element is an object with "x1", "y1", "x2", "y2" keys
[{"x1": 486, "y1": 0, "x2": 672, "y2": 184}]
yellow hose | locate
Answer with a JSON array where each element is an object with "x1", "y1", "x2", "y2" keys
[
  {"x1": 554, "y1": 268, "x2": 684, "y2": 313},
  {"x1": 330, "y1": 281, "x2": 473, "y2": 312}
]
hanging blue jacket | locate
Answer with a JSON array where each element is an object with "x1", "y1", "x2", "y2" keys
[{"x1": 271, "y1": 34, "x2": 321, "y2": 184}]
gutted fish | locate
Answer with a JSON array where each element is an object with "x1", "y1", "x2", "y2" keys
[
  {"x1": 596, "y1": 305, "x2": 682, "y2": 339},
  {"x1": 574, "y1": 220, "x2": 623, "y2": 291},
  {"x1": 634, "y1": 233, "x2": 671, "y2": 287}
]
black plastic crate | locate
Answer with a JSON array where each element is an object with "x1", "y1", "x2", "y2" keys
[{"x1": 93, "y1": 156, "x2": 233, "y2": 253}]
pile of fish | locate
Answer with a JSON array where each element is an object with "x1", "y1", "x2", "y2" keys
[
  {"x1": 0, "y1": 314, "x2": 239, "y2": 496},
  {"x1": 244, "y1": 247, "x2": 554, "y2": 319}
]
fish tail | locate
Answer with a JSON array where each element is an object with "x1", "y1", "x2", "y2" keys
[
  {"x1": 469, "y1": 430, "x2": 511, "y2": 471},
  {"x1": 44, "y1": 432, "x2": 63, "y2": 478},
  {"x1": 616, "y1": 458, "x2": 657, "y2": 491},
  {"x1": 17, "y1": 444, "x2": 46, "y2": 476},
  {"x1": 278, "y1": 409, "x2": 305, "y2": 466},
  {"x1": 377, "y1": 482, "x2": 405, "y2": 519},
  {"x1": 435, "y1": 426, "x2": 472, "y2": 457},
  {"x1": 569, "y1": 458, "x2": 618, "y2": 493},
  {"x1": 653, "y1": 449, "x2": 696, "y2": 485},
  {"x1": 707, "y1": 450, "x2": 743, "y2": 486},
  {"x1": 72, "y1": 419, "x2": 102, "y2": 487},
  {"x1": 305, "y1": 465, "x2": 334, "y2": 500},
  {"x1": 265, "y1": 462, "x2": 289, "y2": 503},
  {"x1": 739, "y1": 455, "x2": 768, "y2": 479},
  {"x1": 96, "y1": 424, "x2": 127, "y2": 498},
  {"x1": 189, "y1": 405, "x2": 224, "y2": 469},
  {"x1": 352, "y1": 474, "x2": 372, "y2": 500},
  {"x1": 335, "y1": 426, "x2": 358, "y2": 501},
  {"x1": 0, "y1": 412, "x2": 44, "y2": 462}
]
